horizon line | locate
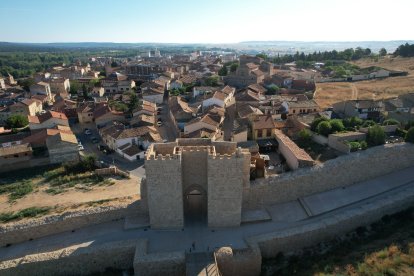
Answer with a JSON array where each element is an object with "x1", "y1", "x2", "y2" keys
[{"x1": 1, "y1": 40, "x2": 414, "y2": 45}]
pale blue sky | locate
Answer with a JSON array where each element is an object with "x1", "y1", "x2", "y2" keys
[{"x1": 0, "y1": 0, "x2": 413, "y2": 43}]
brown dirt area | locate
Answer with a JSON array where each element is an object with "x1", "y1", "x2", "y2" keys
[
  {"x1": 314, "y1": 56, "x2": 414, "y2": 109},
  {"x1": 0, "y1": 176, "x2": 140, "y2": 214}
]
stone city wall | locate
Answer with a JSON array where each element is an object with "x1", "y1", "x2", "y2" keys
[
  {"x1": 250, "y1": 182, "x2": 414, "y2": 258},
  {"x1": 243, "y1": 143, "x2": 414, "y2": 210},
  {"x1": 0, "y1": 239, "x2": 137, "y2": 276},
  {"x1": 0, "y1": 202, "x2": 144, "y2": 247}
]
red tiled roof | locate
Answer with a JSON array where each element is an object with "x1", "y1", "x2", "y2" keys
[{"x1": 28, "y1": 111, "x2": 68, "y2": 124}]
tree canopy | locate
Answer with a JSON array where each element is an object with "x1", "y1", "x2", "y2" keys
[
  {"x1": 316, "y1": 121, "x2": 332, "y2": 137},
  {"x1": 6, "y1": 114, "x2": 29, "y2": 129},
  {"x1": 393, "y1": 43, "x2": 414, "y2": 57},
  {"x1": 218, "y1": 66, "x2": 228, "y2": 76}
]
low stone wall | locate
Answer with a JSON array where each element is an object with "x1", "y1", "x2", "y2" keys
[
  {"x1": 0, "y1": 239, "x2": 137, "y2": 276},
  {"x1": 134, "y1": 250, "x2": 186, "y2": 276},
  {"x1": 0, "y1": 201, "x2": 145, "y2": 247},
  {"x1": 216, "y1": 247, "x2": 262, "y2": 276},
  {"x1": 311, "y1": 133, "x2": 328, "y2": 145},
  {"x1": 250, "y1": 183, "x2": 414, "y2": 258},
  {"x1": 360, "y1": 125, "x2": 398, "y2": 134},
  {"x1": 243, "y1": 143, "x2": 414, "y2": 210}
]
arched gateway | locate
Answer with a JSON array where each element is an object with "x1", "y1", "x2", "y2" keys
[
  {"x1": 184, "y1": 185, "x2": 207, "y2": 226},
  {"x1": 144, "y1": 139, "x2": 251, "y2": 229}
]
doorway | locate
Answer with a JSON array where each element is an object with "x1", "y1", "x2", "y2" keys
[{"x1": 184, "y1": 185, "x2": 207, "y2": 226}]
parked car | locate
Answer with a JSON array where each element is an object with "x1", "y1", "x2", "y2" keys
[
  {"x1": 78, "y1": 145, "x2": 84, "y2": 151},
  {"x1": 157, "y1": 121, "x2": 163, "y2": 127},
  {"x1": 84, "y1": 128, "x2": 92, "y2": 135},
  {"x1": 91, "y1": 137, "x2": 99, "y2": 144}
]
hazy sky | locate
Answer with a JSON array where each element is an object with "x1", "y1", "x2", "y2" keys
[{"x1": 1, "y1": 0, "x2": 413, "y2": 43}]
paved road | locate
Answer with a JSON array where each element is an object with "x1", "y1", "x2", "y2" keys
[
  {"x1": 72, "y1": 122, "x2": 145, "y2": 176},
  {"x1": 1, "y1": 166, "x2": 414, "y2": 262}
]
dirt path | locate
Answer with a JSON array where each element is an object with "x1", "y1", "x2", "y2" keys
[
  {"x1": 0, "y1": 176, "x2": 140, "y2": 213},
  {"x1": 350, "y1": 82, "x2": 358, "y2": 100}
]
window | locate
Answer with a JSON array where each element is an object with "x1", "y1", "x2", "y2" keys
[
  {"x1": 266, "y1": 129, "x2": 271, "y2": 137},
  {"x1": 293, "y1": 109, "x2": 296, "y2": 113},
  {"x1": 257, "y1": 129, "x2": 263, "y2": 138}
]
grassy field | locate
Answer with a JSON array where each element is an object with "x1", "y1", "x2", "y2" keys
[
  {"x1": 262, "y1": 207, "x2": 414, "y2": 276},
  {"x1": 314, "y1": 56, "x2": 414, "y2": 109}
]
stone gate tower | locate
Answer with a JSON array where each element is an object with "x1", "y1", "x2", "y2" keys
[{"x1": 143, "y1": 139, "x2": 250, "y2": 229}]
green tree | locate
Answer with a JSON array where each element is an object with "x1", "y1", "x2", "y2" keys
[
  {"x1": 330, "y1": 119, "x2": 345, "y2": 133},
  {"x1": 343, "y1": 116, "x2": 363, "y2": 128},
  {"x1": 82, "y1": 84, "x2": 89, "y2": 99},
  {"x1": 17, "y1": 78, "x2": 35, "y2": 92},
  {"x1": 205, "y1": 75, "x2": 219, "y2": 86},
  {"x1": 6, "y1": 114, "x2": 29, "y2": 129},
  {"x1": 266, "y1": 85, "x2": 280, "y2": 95},
  {"x1": 256, "y1": 53, "x2": 268, "y2": 60},
  {"x1": 128, "y1": 93, "x2": 139, "y2": 114},
  {"x1": 317, "y1": 121, "x2": 332, "y2": 136},
  {"x1": 379, "y1": 48, "x2": 387, "y2": 56},
  {"x1": 230, "y1": 63, "x2": 239, "y2": 72},
  {"x1": 405, "y1": 127, "x2": 414, "y2": 143},
  {"x1": 297, "y1": 129, "x2": 312, "y2": 148},
  {"x1": 218, "y1": 66, "x2": 228, "y2": 76},
  {"x1": 311, "y1": 117, "x2": 328, "y2": 132},
  {"x1": 366, "y1": 125, "x2": 386, "y2": 146},
  {"x1": 70, "y1": 80, "x2": 80, "y2": 94}
]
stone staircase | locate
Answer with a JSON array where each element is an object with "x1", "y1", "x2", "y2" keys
[{"x1": 185, "y1": 252, "x2": 220, "y2": 276}]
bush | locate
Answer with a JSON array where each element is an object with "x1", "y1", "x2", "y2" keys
[
  {"x1": 311, "y1": 117, "x2": 328, "y2": 132},
  {"x1": 348, "y1": 141, "x2": 361, "y2": 152},
  {"x1": 9, "y1": 181, "x2": 33, "y2": 201},
  {"x1": 343, "y1": 116, "x2": 363, "y2": 128},
  {"x1": 330, "y1": 119, "x2": 345, "y2": 133},
  {"x1": 405, "y1": 127, "x2": 414, "y2": 143},
  {"x1": 317, "y1": 121, "x2": 332, "y2": 137},
  {"x1": 367, "y1": 125, "x2": 386, "y2": 146},
  {"x1": 360, "y1": 141, "x2": 368, "y2": 150},
  {"x1": 362, "y1": 120, "x2": 376, "y2": 128},
  {"x1": 382, "y1": 119, "x2": 400, "y2": 126},
  {"x1": 0, "y1": 207, "x2": 50, "y2": 222},
  {"x1": 64, "y1": 155, "x2": 96, "y2": 174}
]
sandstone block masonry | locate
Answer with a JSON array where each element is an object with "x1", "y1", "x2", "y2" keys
[
  {"x1": 144, "y1": 139, "x2": 251, "y2": 229},
  {"x1": 243, "y1": 143, "x2": 414, "y2": 210}
]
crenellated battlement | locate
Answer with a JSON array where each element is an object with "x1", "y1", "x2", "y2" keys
[{"x1": 146, "y1": 139, "x2": 250, "y2": 161}]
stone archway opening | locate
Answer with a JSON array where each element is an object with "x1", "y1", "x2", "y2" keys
[{"x1": 184, "y1": 185, "x2": 207, "y2": 226}]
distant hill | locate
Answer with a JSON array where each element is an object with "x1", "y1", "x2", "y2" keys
[{"x1": 1, "y1": 41, "x2": 414, "y2": 53}]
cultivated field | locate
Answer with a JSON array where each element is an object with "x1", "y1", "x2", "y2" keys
[{"x1": 314, "y1": 57, "x2": 414, "y2": 109}]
